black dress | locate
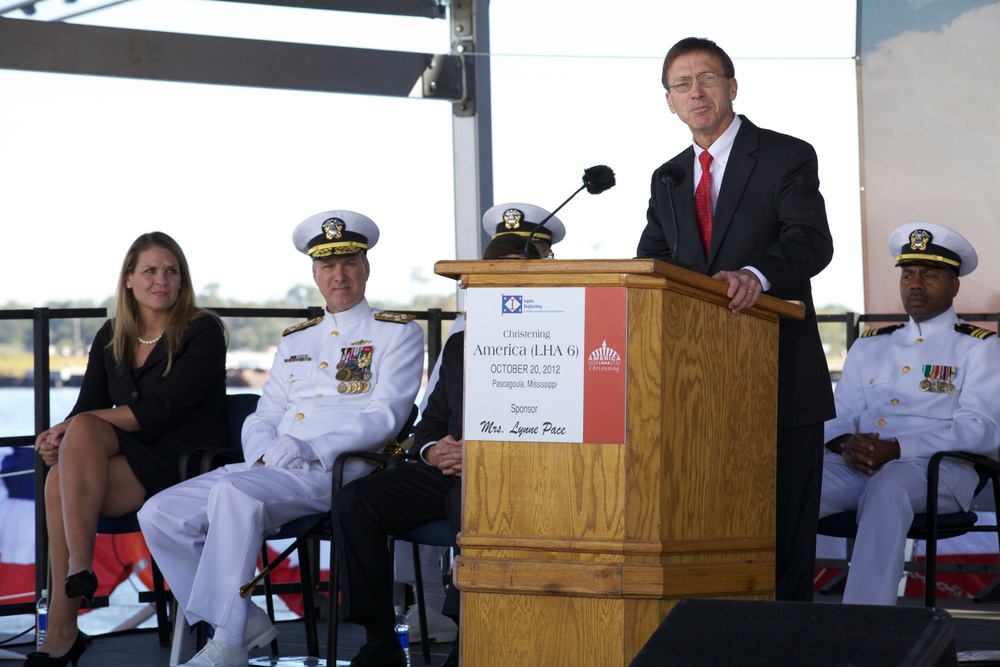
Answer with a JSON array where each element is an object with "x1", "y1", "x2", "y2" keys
[{"x1": 68, "y1": 313, "x2": 228, "y2": 498}]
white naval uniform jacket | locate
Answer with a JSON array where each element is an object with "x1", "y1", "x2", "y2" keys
[
  {"x1": 242, "y1": 298, "x2": 424, "y2": 482},
  {"x1": 824, "y1": 307, "x2": 1000, "y2": 508}
]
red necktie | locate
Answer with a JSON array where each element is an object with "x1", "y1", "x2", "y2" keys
[{"x1": 695, "y1": 151, "x2": 713, "y2": 255}]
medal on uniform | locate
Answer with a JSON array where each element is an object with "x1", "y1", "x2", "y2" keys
[
  {"x1": 921, "y1": 365, "x2": 957, "y2": 393},
  {"x1": 938, "y1": 366, "x2": 956, "y2": 393},
  {"x1": 921, "y1": 365, "x2": 939, "y2": 392},
  {"x1": 337, "y1": 345, "x2": 375, "y2": 393}
]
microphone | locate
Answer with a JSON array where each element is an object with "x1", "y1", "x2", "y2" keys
[
  {"x1": 656, "y1": 161, "x2": 685, "y2": 260},
  {"x1": 523, "y1": 165, "x2": 617, "y2": 258}
]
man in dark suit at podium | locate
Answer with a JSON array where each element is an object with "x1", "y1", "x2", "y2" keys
[{"x1": 635, "y1": 36, "x2": 835, "y2": 601}]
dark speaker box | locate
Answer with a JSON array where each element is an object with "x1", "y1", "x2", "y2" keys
[{"x1": 629, "y1": 599, "x2": 957, "y2": 667}]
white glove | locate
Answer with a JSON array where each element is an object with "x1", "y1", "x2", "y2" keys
[{"x1": 263, "y1": 435, "x2": 315, "y2": 470}]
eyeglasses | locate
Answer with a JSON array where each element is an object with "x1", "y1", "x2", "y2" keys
[{"x1": 667, "y1": 72, "x2": 729, "y2": 94}]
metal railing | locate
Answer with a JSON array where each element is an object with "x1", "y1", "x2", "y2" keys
[
  {"x1": 816, "y1": 311, "x2": 1000, "y2": 350},
  {"x1": 3, "y1": 306, "x2": 998, "y2": 616},
  {"x1": 0, "y1": 305, "x2": 460, "y2": 616}
]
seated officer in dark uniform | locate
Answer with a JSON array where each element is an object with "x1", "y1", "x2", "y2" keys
[
  {"x1": 334, "y1": 233, "x2": 541, "y2": 667},
  {"x1": 819, "y1": 222, "x2": 1000, "y2": 605}
]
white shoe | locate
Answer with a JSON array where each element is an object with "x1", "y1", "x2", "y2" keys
[
  {"x1": 178, "y1": 639, "x2": 249, "y2": 667},
  {"x1": 244, "y1": 604, "x2": 278, "y2": 650},
  {"x1": 405, "y1": 605, "x2": 458, "y2": 643}
]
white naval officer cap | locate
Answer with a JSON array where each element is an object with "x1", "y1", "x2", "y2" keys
[
  {"x1": 481, "y1": 202, "x2": 566, "y2": 245},
  {"x1": 293, "y1": 210, "x2": 380, "y2": 258},
  {"x1": 889, "y1": 222, "x2": 977, "y2": 277}
]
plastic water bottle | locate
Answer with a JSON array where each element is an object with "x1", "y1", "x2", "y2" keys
[
  {"x1": 394, "y1": 606, "x2": 411, "y2": 666},
  {"x1": 36, "y1": 589, "x2": 48, "y2": 648}
]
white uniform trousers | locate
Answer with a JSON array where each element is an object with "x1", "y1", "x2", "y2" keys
[
  {"x1": 138, "y1": 462, "x2": 332, "y2": 633},
  {"x1": 394, "y1": 542, "x2": 448, "y2": 612},
  {"x1": 819, "y1": 452, "x2": 972, "y2": 605}
]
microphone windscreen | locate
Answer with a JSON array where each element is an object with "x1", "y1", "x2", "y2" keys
[
  {"x1": 657, "y1": 162, "x2": 686, "y2": 187},
  {"x1": 583, "y1": 165, "x2": 616, "y2": 195}
]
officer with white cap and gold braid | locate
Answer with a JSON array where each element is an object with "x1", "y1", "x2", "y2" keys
[
  {"x1": 819, "y1": 221, "x2": 1000, "y2": 606},
  {"x1": 423, "y1": 200, "x2": 568, "y2": 397},
  {"x1": 139, "y1": 210, "x2": 424, "y2": 667},
  {"x1": 482, "y1": 202, "x2": 566, "y2": 259}
]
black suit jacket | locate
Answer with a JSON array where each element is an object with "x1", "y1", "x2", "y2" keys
[
  {"x1": 413, "y1": 330, "x2": 464, "y2": 448},
  {"x1": 637, "y1": 115, "x2": 835, "y2": 430},
  {"x1": 70, "y1": 313, "x2": 228, "y2": 495}
]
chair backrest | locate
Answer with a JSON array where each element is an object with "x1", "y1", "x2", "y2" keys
[{"x1": 227, "y1": 393, "x2": 260, "y2": 449}]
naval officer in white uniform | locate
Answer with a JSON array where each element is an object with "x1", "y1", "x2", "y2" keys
[
  {"x1": 819, "y1": 221, "x2": 1000, "y2": 605},
  {"x1": 139, "y1": 210, "x2": 424, "y2": 667}
]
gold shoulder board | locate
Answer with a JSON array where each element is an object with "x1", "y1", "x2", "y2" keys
[
  {"x1": 860, "y1": 323, "x2": 903, "y2": 338},
  {"x1": 955, "y1": 323, "x2": 997, "y2": 340},
  {"x1": 374, "y1": 312, "x2": 416, "y2": 324},
  {"x1": 282, "y1": 316, "x2": 324, "y2": 337}
]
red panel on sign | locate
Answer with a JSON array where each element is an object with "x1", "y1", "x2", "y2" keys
[{"x1": 583, "y1": 287, "x2": 627, "y2": 443}]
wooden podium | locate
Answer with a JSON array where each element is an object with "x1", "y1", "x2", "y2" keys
[{"x1": 433, "y1": 259, "x2": 803, "y2": 666}]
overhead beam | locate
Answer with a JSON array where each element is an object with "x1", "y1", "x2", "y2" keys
[
  {"x1": 0, "y1": 16, "x2": 460, "y2": 98},
  {"x1": 211, "y1": 0, "x2": 446, "y2": 19}
]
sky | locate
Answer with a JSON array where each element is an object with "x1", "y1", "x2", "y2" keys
[
  {"x1": 856, "y1": 0, "x2": 1000, "y2": 316},
  {"x1": 0, "y1": 0, "x2": 863, "y2": 311}
]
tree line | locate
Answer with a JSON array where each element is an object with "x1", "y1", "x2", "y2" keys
[{"x1": 0, "y1": 284, "x2": 457, "y2": 354}]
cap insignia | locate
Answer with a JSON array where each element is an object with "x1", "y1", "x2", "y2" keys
[
  {"x1": 909, "y1": 229, "x2": 932, "y2": 251},
  {"x1": 322, "y1": 217, "x2": 346, "y2": 240},
  {"x1": 502, "y1": 208, "x2": 523, "y2": 230}
]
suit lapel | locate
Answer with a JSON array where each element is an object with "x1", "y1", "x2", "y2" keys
[
  {"x1": 136, "y1": 339, "x2": 168, "y2": 380},
  {"x1": 707, "y1": 115, "x2": 758, "y2": 267}
]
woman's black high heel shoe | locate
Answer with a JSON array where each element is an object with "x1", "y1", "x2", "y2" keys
[
  {"x1": 24, "y1": 631, "x2": 88, "y2": 667},
  {"x1": 64, "y1": 570, "x2": 98, "y2": 600}
]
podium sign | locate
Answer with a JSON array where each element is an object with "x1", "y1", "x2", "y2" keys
[
  {"x1": 434, "y1": 259, "x2": 799, "y2": 667},
  {"x1": 464, "y1": 286, "x2": 627, "y2": 444}
]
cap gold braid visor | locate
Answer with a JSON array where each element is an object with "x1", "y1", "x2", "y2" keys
[
  {"x1": 894, "y1": 252, "x2": 960, "y2": 269},
  {"x1": 308, "y1": 241, "x2": 368, "y2": 258},
  {"x1": 493, "y1": 230, "x2": 553, "y2": 241}
]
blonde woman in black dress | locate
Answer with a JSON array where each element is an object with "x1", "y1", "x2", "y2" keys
[{"x1": 28, "y1": 232, "x2": 228, "y2": 667}]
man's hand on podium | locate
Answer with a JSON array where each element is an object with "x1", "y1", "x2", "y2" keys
[{"x1": 712, "y1": 268, "x2": 762, "y2": 313}]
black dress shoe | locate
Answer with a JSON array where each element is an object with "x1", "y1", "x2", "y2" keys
[
  {"x1": 24, "y1": 631, "x2": 88, "y2": 667},
  {"x1": 349, "y1": 639, "x2": 407, "y2": 667},
  {"x1": 64, "y1": 570, "x2": 98, "y2": 600}
]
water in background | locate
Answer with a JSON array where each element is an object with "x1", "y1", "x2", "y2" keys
[
  {"x1": 0, "y1": 387, "x2": 267, "y2": 439},
  {"x1": 0, "y1": 387, "x2": 82, "y2": 439}
]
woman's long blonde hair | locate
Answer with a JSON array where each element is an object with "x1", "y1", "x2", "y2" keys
[{"x1": 109, "y1": 231, "x2": 220, "y2": 374}]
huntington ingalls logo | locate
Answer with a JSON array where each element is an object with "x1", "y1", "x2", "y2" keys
[
  {"x1": 587, "y1": 340, "x2": 622, "y2": 373},
  {"x1": 502, "y1": 294, "x2": 523, "y2": 314}
]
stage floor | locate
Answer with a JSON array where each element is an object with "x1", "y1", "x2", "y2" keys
[{"x1": 0, "y1": 595, "x2": 997, "y2": 666}]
